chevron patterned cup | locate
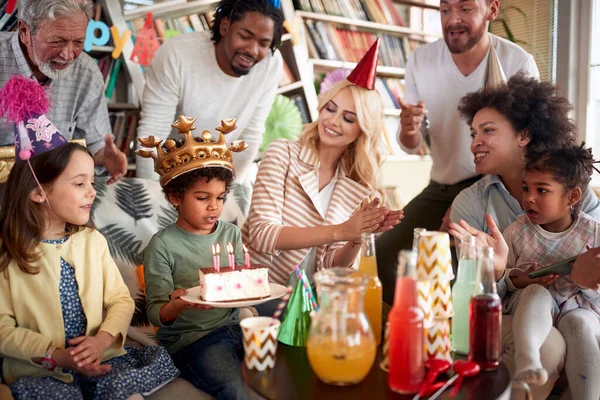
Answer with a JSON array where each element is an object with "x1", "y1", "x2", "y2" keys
[
  {"x1": 431, "y1": 279, "x2": 453, "y2": 318},
  {"x1": 417, "y1": 279, "x2": 435, "y2": 328},
  {"x1": 416, "y1": 231, "x2": 455, "y2": 281},
  {"x1": 424, "y1": 317, "x2": 453, "y2": 363},
  {"x1": 240, "y1": 317, "x2": 281, "y2": 371}
]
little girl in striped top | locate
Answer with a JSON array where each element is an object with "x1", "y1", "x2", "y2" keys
[{"x1": 502, "y1": 144, "x2": 600, "y2": 399}]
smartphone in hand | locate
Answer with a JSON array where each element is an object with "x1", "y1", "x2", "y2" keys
[{"x1": 528, "y1": 256, "x2": 577, "y2": 279}]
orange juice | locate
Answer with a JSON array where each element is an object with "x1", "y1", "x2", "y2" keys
[
  {"x1": 307, "y1": 336, "x2": 376, "y2": 385},
  {"x1": 359, "y1": 255, "x2": 382, "y2": 345}
]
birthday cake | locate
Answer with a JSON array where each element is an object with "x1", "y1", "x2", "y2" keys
[{"x1": 198, "y1": 265, "x2": 271, "y2": 302}]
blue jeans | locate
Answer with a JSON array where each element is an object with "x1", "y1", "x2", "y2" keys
[{"x1": 171, "y1": 325, "x2": 249, "y2": 400}]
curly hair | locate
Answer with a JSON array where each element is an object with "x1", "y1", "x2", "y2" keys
[
  {"x1": 300, "y1": 79, "x2": 384, "y2": 198},
  {"x1": 458, "y1": 73, "x2": 577, "y2": 160},
  {"x1": 525, "y1": 144, "x2": 595, "y2": 200},
  {"x1": 211, "y1": 0, "x2": 284, "y2": 53},
  {"x1": 163, "y1": 167, "x2": 235, "y2": 201}
]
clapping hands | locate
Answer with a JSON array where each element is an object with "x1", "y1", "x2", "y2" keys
[{"x1": 338, "y1": 198, "x2": 404, "y2": 242}]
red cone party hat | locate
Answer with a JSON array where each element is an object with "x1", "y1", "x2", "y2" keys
[{"x1": 347, "y1": 37, "x2": 380, "y2": 90}]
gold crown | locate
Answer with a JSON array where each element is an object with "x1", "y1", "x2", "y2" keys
[{"x1": 136, "y1": 115, "x2": 248, "y2": 186}]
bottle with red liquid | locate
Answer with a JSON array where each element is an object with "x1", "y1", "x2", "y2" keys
[
  {"x1": 469, "y1": 246, "x2": 502, "y2": 371},
  {"x1": 388, "y1": 250, "x2": 425, "y2": 394}
]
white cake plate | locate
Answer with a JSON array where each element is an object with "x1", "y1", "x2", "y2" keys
[{"x1": 180, "y1": 282, "x2": 288, "y2": 308}]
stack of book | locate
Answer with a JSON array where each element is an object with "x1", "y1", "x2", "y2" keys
[
  {"x1": 127, "y1": 11, "x2": 215, "y2": 41},
  {"x1": 294, "y1": 0, "x2": 406, "y2": 26},
  {"x1": 109, "y1": 108, "x2": 140, "y2": 164},
  {"x1": 305, "y1": 20, "x2": 418, "y2": 69},
  {"x1": 94, "y1": 55, "x2": 123, "y2": 101}
]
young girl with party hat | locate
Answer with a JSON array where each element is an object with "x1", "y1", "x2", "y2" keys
[
  {"x1": 501, "y1": 144, "x2": 600, "y2": 399},
  {"x1": 0, "y1": 76, "x2": 179, "y2": 399}
]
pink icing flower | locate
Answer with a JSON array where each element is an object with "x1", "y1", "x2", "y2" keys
[
  {"x1": 235, "y1": 283, "x2": 242, "y2": 289},
  {"x1": 257, "y1": 278, "x2": 263, "y2": 284},
  {"x1": 216, "y1": 286, "x2": 223, "y2": 291}
]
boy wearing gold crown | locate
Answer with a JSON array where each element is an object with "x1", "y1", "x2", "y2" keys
[{"x1": 139, "y1": 117, "x2": 250, "y2": 400}]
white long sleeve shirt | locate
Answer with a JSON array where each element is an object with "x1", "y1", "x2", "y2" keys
[{"x1": 136, "y1": 31, "x2": 283, "y2": 181}]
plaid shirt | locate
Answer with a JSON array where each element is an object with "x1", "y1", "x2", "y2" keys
[
  {"x1": 0, "y1": 32, "x2": 110, "y2": 155},
  {"x1": 505, "y1": 212, "x2": 600, "y2": 321}
]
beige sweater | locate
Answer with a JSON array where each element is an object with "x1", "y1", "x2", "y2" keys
[{"x1": 0, "y1": 228, "x2": 134, "y2": 384}]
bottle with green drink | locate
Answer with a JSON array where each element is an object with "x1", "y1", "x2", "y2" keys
[{"x1": 451, "y1": 235, "x2": 479, "y2": 354}]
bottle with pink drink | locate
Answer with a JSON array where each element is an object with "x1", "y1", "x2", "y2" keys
[
  {"x1": 388, "y1": 250, "x2": 424, "y2": 394},
  {"x1": 469, "y1": 246, "x2": 502, "y2": 371}
]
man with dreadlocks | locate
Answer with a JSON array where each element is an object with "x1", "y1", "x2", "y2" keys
[{"x1": 136, "y1": 0, "x2": 284, "y2": 217}]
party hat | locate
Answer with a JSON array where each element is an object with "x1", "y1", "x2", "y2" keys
[
  {"x1": 277, "y1": 270, "x2": 316, "y2": 346},
  {"x1": 482, "y1": 42, "x2": 507, "y2": 92},
  {"x1": 346, "y1": 38, "x2": 380, "y2": 90},
  {"x1": 0, "y1": 75, "x2": 68, "y2": 161}
]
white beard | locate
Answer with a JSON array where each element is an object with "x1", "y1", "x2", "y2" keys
[{"x1": 32, "y1": 49, "x2": 74, "y2": 80}]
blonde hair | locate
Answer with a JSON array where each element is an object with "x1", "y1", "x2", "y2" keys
[{"x1": 300, "y1": 79, "x2": 384, "y2": 197}]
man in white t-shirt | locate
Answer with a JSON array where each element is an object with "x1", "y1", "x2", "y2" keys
[
  {"x1": 377, "y1": 0, "x2": 539, "y2": 302},
  {"x1": 377, "y1": 2, "x2": 567, "y2": 398},
  {"x1": 137, "y1": 0, "x2": 283, "y2": 223}
]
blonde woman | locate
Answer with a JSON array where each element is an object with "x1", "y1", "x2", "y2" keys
[{"x1": 242, "y1": 41, "x2": 403, "y2": 293}]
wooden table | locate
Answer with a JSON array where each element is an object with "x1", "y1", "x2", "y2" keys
[{"x1": 243, "y1": 344, "x2": 511, "y2": 400}]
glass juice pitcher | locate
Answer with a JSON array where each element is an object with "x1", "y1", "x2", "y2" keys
[{"x1": 307, "y1": 268, "x2": 377, "y2": 386}]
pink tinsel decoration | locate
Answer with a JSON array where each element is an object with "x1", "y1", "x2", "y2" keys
[
  {"x1": 0, "y1": 75, "x2": 50, "y2": 125},
  {"x1": 319, "y1": 68, "x2": 351, "y2": 94}
]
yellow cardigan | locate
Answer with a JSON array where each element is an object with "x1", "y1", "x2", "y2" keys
[{"x1": 0, "y1": 228, "x2": 134, "y2": 384}]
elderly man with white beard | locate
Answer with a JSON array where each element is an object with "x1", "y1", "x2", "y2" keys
[{"x1": 0, "y1": 0, "x2": 126, "y2": 184}]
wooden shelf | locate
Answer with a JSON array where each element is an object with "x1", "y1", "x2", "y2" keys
[
  {"x1": 123, "y1": 0, "x2": 218, "y2": 21},
  {"x1": 108, "y1": 103, "x2": 140, "y2": 111},
  {"x1": 310, "y1": 59, "x2": 405, "y2": 79},
  {"x1": 296, "y1": 11, "x2": 440, "y2": 39},
  {"x1": 392, "y1": 0, "x2": 439, "y2": 10},
  {"x1": 278, "y1": 81, "x2": 304, "y2": 95},
  {"x1": 90, "y1": 45, "x2": 115, "y2": 53}
]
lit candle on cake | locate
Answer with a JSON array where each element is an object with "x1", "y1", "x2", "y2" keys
[
  {"x1": 212, "y1": 243, "x2": 220, "y2": 272},
  {"x1": 242, "y1": 244, "x2": 250, "y2": 268},
  {"x1": 227, "y1": 242, "x2": 235, "y2": 269}
]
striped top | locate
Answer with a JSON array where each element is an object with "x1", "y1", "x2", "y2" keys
[
  {"x1": 0, "y1": 32, "x2": 111, "y2": 155},
  {"x1": 242, "y1": 139, "x2": 373, "y2": 284}
]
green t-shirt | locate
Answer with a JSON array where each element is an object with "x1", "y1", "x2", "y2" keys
[{"x1": 143, "y1": 221, "x2": 245, "y2": 354}]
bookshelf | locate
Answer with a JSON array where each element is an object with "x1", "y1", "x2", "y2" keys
[
  {"x1": 310, "y1": 58, "x2": 406, "y2": 78},
  {"x1": 285, "y1": 0, "x2": 439, "y2": 151},
  {"x1": 283, "y1": 0, "x2": 437, "y2": 205},
  {"x1": 103, "y1": 0, "x2": 315, "y2": 124},
  {"x1": 295, "y1": 10, "x2": 439, "y2": 39}
]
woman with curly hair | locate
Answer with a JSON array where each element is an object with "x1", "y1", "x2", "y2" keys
[
  {"x1": 448, "y1": 74, "x2": 600, "y2": 399},
  {"x1": 243, "y1": 45, "x2": 404, "y2": 290}
]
